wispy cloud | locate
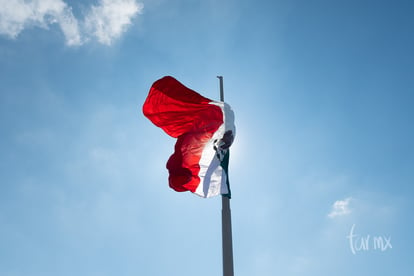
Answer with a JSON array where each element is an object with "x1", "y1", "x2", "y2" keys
[
  {"x1": 328, "y1": 197, "x2": 352, "y2": 218},
  {"x1": 0, "y1": 0, "x2": 143, "y2": 46},
  {"x1": 84, "y1": 0, "x2": 143, "y2": 45},
  {"x1": 0, "y1": 0, "x2": 82, "y2": 45}
]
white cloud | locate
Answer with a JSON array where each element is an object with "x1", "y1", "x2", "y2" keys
[
  {"x1": 0, "y1": 0, "x2": 31, "y2": 38},
  {"x1": 84, "y1": 0, "x2": 143, "y2": 45},
  {"x1": 328, "y1": 197, "x2": 352, "y2": 218},
  {"x1": 0, "y1": 0, "x2": 143, "y2": 46},
  {"x1": 0, "y1": 0, "x2": 81, "y2": 45},
  {"x1": 56, "y1": 5, "x2": 82, "y2": 46}
]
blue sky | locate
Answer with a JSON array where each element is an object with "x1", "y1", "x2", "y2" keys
[{"x1": 1, "y1": 0, "x2": 413, "y2": 275}]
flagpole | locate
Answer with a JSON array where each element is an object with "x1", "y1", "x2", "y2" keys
[{"x1": 217, "y1": 76, "x2": 234, "y2": 276}]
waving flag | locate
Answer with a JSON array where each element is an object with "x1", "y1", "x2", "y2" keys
[{"x1": 143, "y1": 76, "x2": 235, "y2": 198}]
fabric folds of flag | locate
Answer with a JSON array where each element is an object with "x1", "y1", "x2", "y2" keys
[{"x1": 143, "y1": 76, "x2": 235, "y2": 198}]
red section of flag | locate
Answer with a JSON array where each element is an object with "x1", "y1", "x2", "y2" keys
[{"x1": 143, "y1": 76, "x2": 223, "y2": 193}]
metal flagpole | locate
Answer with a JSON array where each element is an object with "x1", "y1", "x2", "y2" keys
[{"x1": 217, "y1": 76, "x2": 234, "y2": 276}]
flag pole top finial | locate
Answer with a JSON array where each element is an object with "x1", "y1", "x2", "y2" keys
[{"x1": 217, "y1": 76, "x2": 224, "y2": 101}]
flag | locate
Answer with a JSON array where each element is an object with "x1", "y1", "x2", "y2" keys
[{"x1": 143, "y1": 76, "x2": 235, "y2": 198}]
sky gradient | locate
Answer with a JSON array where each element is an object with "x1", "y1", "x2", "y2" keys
[{"x1": 1, "y1": 0, "x2": 413, "y2": 275}]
